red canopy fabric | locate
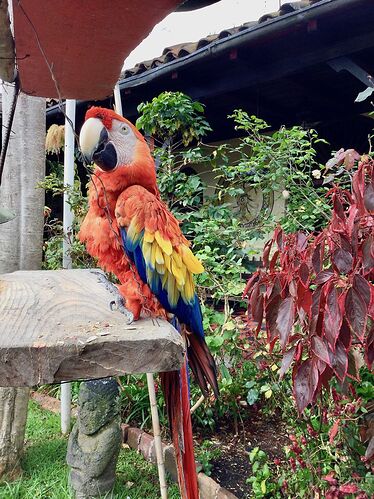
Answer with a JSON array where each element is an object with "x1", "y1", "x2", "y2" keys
[{"x1": 12, "y1": 0, "x2": 182, "y2": 99}]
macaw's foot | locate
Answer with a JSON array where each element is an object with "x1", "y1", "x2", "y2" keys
[
  {"x1": 91, "y1": 270, "x2": 134, "y2": 324},
  {"x1": 109, "y1": 295, "x2": 134, "y2": 324}
]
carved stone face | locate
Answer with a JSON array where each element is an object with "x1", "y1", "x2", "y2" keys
[{"x1": 78, "y1": 379, "x2": 120, "y2": 435}]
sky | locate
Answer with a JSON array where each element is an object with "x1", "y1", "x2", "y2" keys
[{"x1": 123, "y1": 0, "x2": 285, "y2": 69}]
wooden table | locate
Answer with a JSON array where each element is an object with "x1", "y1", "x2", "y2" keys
[{"x1": 0, "y1": 269, "x2": 184, "y2": 387}]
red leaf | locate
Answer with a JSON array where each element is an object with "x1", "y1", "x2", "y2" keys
[
  {"x1": 296, "y1": 232, "x2": 308, "y2": 251},
  {"x1": 315, "y1": 270, "x2": 334, "y2": 285},
  {"x1": 346, "y1": 287, "x2": 367, "y2": 341},
  {"x1": 338, "y1": 483, "x2": 358, "y2": 494},
  {"x1": 295, "y1": 341, "x2": 303, "y2": 362},
  {"x1": 352, "y1": 164, "x2": 364, "y2": 208},
  {"x1": 319, "y1": 365, "x2": 334, "y2": 388},
  {"x1": 279, "y1": 346, "x2": 296, "y2": 379},
  {"x1": 323, "y1": 473, "x2": 337, "y2": 485},
  {"x1": 262, "y1": 239, "x2": 272, "y2": 269},
  {"x1": 293, "y1": 358, "x2": 318, "y2": 413},
  {"x1": 276, "y1": 297, "x2": 295, "y2": 349},
  {"x1": 289, "y1": 279, "x2": 298, "y2": 298},
  {"x1": 250, "y1": 283, "x2": 260, "y2": 316},
  {"x1": 299, "y1": 263, "x2": 309, "y2": 286},
  {"x1": 353, "y1": 274, "x2": 371, "y2": 308},
  {"x1": 243, "y1": 272, "x2": 259, "y2": 298},
  {"x1": 253, "y1": 294, "x2": 264, "y2": 333},
  {"x1": 310, "y1": 287, "x2": 323, "y2": 335},
  {"x1": 276, "y1": 227, "x2": 283, "y2": 250},
  {"x1": 362, "y1": 235, "x2": 374, "y2": 272},
  {"x1": 343, "y1": 149, "x2": 360, "y2": 170},
  {"x1": 269, "y1": 250, "x2": 279, "y2": 272},
  {"x1": 312, "y1": 243, "x2": 323, "y2": 274},
  {"x1": 333, "y1": 195, "x2": 345, "y2": 220},
  {"x1": 364, "y1": 183, "x2": 374, "y2": 212},
  {"x1": 324, "y1": 287, "x2": 342, "y2": 350},
  {"x1": 340, "y1": 234, "x2": 353, "y2": 254},
  {"x1": 332, "y1": 248, "x2": 353, "y2": 274},
  {"x1": 328, "y1": 340, "x2": 348, "y2": 381},
  {"x1": 329, "y1": 418, "x2": 340, "y2": 444},
  {"x1": 339, "y1": 319, "x2": 352, "y2": 350},
  {"x1": 297, "y1": 281, "x2": 312, "y2": 316},
  {"x1": 311, "y1": 336, "x2": 331, "y2": 366},
  {"x1": 265, "y1": 294, "x2": 281, "y2": 342},
  {"x1": 346, "y1": 205, "x2": 358, "y2": 238},
  {"x1": 346, "y1": 351, "x2": 360, "y2": 381},
  {"x1": 366, "y1": 322, "x2": 374, "y2": 369}
]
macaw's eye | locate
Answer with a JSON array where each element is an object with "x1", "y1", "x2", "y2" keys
[{"x1": 120, "y1": 125, "x2": 129, "y2": 135}]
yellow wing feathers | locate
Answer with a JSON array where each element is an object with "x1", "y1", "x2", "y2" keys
[{"x1": 142, "y1": 228, "x2": 203, "y2": 307}]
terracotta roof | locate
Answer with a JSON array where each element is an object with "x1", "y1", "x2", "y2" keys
[{"x1": 121, "y1": 0, "x2": 322, "y2": 79}]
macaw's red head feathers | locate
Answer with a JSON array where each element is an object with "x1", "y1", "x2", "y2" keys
[{"x1": 79, "y1": 106, "x2": 158, "y2": 194}]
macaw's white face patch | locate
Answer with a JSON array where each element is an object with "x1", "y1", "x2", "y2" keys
[{"x1": 109, "y1": 119, "x2": 138, "y2": 168}]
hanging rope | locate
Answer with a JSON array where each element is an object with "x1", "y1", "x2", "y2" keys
[{"x1": 0, "y1": 74, "x2": 20, "y2": 186}]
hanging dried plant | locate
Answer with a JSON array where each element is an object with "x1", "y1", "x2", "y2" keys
[{"x1": 45, "y1": 124, "x2": 65, "y2": 154}]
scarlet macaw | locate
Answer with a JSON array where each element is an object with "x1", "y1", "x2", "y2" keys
[{"x1": 79, "y1": 107, "x2": 218, "y2": 498}]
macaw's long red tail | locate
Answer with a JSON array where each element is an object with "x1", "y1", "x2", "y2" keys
[{"x1": 160, "y1": 359, "x2": 199, "y2": 499}]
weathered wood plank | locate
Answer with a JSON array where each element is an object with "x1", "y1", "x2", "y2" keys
[{"x1": 0, "y1": 270, "x2": 184, "y2": 387}]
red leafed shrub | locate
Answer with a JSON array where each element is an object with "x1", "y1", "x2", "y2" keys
[{"x1": 243, "y1": 158, "x2": 374, "y2": 413}]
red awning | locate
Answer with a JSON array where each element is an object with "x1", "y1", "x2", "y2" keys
[{"x1": 11, "y1": 0, "x2": 182, "y2": 100}]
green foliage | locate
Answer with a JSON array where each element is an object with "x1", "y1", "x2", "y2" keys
[
  {"x1": 247, "y1": 447, "x2": 281, "y2": 498},
  {"x1": 195, "y1": 440, "x2": 221, "y2": 476},
  {"x1": 215, "y1": 110, "x2": 332, "y2": 234},
  {"x1": 119, "y1": 374, "x2": 167, "y2": 430},
  {"x1": 136, "y1": 91, "x2": 211, "y2": 146},
  {"x1": 39, "y1": 158, "x2": 93, "y2": 270}
]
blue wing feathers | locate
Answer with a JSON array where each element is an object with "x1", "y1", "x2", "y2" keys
[{"x1": 120, "y1": 226, "x2": 204, "y2": 339}]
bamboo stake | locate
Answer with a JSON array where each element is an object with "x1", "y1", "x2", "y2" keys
[
  {"x1": 113, "y1": 83, "x2": 168, "y2": 498},
  {"x1": 146, "y1": 373, "x2": 168, "y2": 499}
]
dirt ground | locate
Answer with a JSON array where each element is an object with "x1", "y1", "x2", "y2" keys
[{"x1": 200, "y1": 413, "x2": 289, "y2": 498}]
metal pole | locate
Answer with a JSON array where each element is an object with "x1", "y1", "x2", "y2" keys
[
  {"x1": 113, "y1": 84, "x2": 167, "y2": 497},
  {"x1": 62, "y1": 99, "x2": 76, "y2": 269},
  {"x1": 61, "y1": 98, "x2": 76, "y2": 435}
]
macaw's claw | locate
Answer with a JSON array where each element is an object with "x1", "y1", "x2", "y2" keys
[
  {"x1": 109, "y1": 296, "x2": 134, "y2": 324},
  {"x1": 91, "y1": 270, "x2": 134, "y2": 324}
]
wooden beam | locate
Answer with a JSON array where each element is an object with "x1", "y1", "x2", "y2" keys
[{"x1": 0, "y1": 269, "x2": 184, "y2": 387}]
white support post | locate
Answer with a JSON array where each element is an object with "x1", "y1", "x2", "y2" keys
[
  {"x1": 113, "y1": 83, "x2": 123, "y2": 116},
  {"x1": 61, "y1": 98, "x2": 76, "y2": 435},
  {"x1": 113, "y1": 84, "x2": 168, "y2": 497}
]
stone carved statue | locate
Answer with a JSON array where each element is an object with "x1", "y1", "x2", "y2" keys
[{"x1": 67, "y1": 378, "x2": 122, "y2": 498}]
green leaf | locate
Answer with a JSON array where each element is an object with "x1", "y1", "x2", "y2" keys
[
  {"x1": 249, "y1": 447, "x2": 259, "y2": 463},
  {"x1": 261, "y1": 479, "x2": 267, "y2": 494},
  {"x1": 247, "y1": 389, "x2": 259, "y2": 405},
  {"x1": 220, "y1": 364, "x2": 232, "y2": 383},
  {"x1": 264, "y1": 389, "x2": 273, "y2": 399},
  {"x1": 223, "y1": 321, "x2": 236, "y2": 331}
]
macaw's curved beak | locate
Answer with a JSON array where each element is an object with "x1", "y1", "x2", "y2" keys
[{"x1": 79, "y1": 117, "x2": 117, "y2": 171}]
